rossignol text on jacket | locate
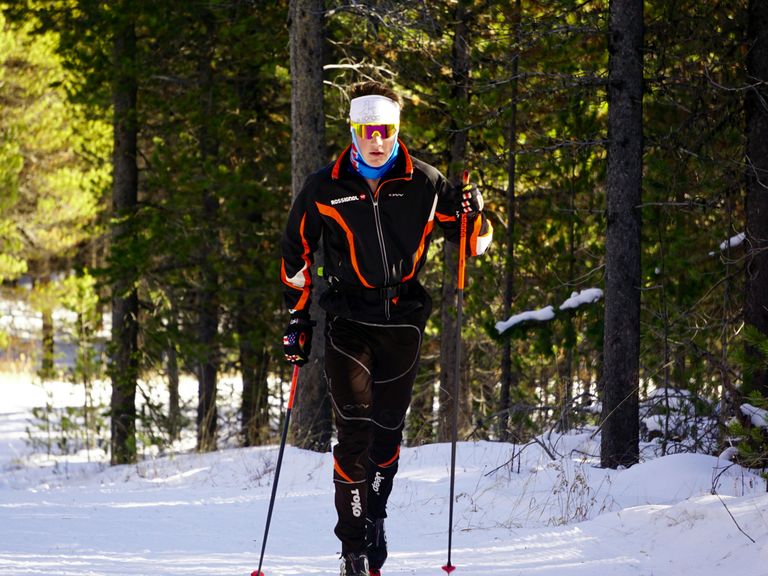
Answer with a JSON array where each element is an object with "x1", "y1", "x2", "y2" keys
[{"x1": 280, "y1": 140, "x2": 493, "y2": 322}]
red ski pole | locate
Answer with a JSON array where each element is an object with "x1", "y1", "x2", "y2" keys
[
  {"x1": 442, "y1": 170, "x2": 470, "y2": 575},
  {"x1": 252, "y1": 360, "x2": 301, "y2": 576}
]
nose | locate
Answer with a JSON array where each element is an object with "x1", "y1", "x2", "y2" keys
[{"x1": 372, "y1": 133, "x2": 383, "y2": 146}]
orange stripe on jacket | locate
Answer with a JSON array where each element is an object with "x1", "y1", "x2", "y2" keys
[
  {"x1": 469, "y1": 215, "x2": 482, "y2": 256},
  {"x1": 332, "y1": 145, "x2": 352, "y2": 180},
  {"x1": 435, "y1": 212, "x2": 457, "y2": 223},
  {"x1": 315, "y1": 202, "x2": 374, "y2": 288},
  {"x1": 280, "y1": 213, "x2": 313, "y2": 312},
  {"x1": 401, "y1": 221, "x2": 434, "y2": 283},
  {"x1": 470, "y1": 217, "x2": 493, "y2": 256}
]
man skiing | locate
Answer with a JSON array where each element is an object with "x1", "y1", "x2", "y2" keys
[{"x1": 280, "y1": 81, "x2": 493, "y2": 576}]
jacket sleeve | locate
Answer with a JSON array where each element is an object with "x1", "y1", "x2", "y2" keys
[
  {"x1": 434, "y1": 176, "x2": 493, "y2": 256},
  {"x1": 280, "y1": 174, "x2": 323, "y2": 317}
]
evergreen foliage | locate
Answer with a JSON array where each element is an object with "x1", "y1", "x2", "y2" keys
[{"x1": 1, "y1": 1, "x2": 766, "y2": 470}]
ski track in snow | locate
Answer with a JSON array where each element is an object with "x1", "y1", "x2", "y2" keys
[{"x1": 2, "y1": 376, "x2": 768, "y2": 576}]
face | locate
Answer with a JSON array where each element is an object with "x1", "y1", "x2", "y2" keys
[
  {"x1": 357, "y1": 131, "x2": 397, "y2": 167},
  {"x1": 351, "y1": 123, "x2": 399, "y2": 167}
]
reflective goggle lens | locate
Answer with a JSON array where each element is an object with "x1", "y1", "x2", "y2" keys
[{"x1": 351, "y1": 123, "x2": 398, "y2": 140}]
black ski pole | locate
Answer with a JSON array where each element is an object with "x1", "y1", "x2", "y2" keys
[
  {"x1": 252, "y1": 362, "x2": 301, "y2": 576},
  {"x1": 442, "y1": 170, "x2": 470, "y2": 575}
]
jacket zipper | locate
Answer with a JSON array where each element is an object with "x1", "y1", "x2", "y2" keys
[
  {"x1": 371, "y1": 187, "x2": 391, "y2": 319},
  {"x1": 366, "y1": 176, "x2": 411, "y2": 320}
]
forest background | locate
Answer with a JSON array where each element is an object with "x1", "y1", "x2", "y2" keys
[{"x1": 1, "y1": 0, "x2": 767, "y2": 473}]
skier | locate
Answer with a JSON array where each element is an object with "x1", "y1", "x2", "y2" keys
[{"x1": 280, "y1": 81, "x2": 493, "y2": 576}]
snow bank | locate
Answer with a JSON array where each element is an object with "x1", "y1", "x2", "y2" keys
[{"x1": 1, "y1": 376, "x2": 767, "y2": 576}]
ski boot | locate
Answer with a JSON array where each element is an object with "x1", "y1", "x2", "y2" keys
[
  {"x1": 366, "y1": 517, "x2": 387, "y2": 576},
  {"x1": 340, "y1": 552, "x2": 369, "y2": 576}
]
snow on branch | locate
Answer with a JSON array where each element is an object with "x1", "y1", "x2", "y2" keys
[
  {"x1": 495, "y1": 287, "x2": 604, "y2": 335},
  {"x1": 709, "y1": 232, "x2": 746, "y2": 257},
  {"x1": 740, "y1": 403, "x2": 768, "y2": 429},
  {"x1": 495, "y1": 306, "x2": 555, "y2": 334},
  {"x1": 559, "y1": 288, "x2": 603, "y2": 311}
]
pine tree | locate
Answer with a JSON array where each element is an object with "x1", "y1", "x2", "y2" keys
[{"x1": 0, "y1": 10, "x2": 109, "y2": 374}]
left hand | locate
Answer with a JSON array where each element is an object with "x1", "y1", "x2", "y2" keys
[
  {"x1": 283, "y1": 317, "x2": 315, "y2": 365},
  {"x1": 454, "y1": 182, "x2": 484, "y2": 217}
]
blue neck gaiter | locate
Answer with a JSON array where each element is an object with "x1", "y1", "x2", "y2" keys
[{"x1": 350, "y1": 129, "x2": 400, "y2": 180}]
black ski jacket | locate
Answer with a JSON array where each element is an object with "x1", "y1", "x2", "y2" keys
[{"x1": 280, "y1": 140, "x2": 493, "y2": 322}]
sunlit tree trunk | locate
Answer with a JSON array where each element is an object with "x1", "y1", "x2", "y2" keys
[
  {"x1": 289, "y1": 0, "x2": 332, "y2": 452},
  {"x1": 439, "y1": 0, "x2": 472, "y2": 442},
  {"x1": 40, "y1": 302, "x2": 55, "y2": 380}
]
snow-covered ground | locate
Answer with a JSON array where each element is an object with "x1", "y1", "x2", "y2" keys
[{"x1": 1, "y1": 373, "x2": 767, "y2": 576}]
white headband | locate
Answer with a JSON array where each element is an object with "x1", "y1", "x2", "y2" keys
[{"x1": 349, "y1": 95, "x2": 400, "y2": 124}]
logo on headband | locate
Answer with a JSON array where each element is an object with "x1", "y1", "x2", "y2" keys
[
  {"x1": 349, "y1": 95, "x2": 400, "y2": 125},
  {"x1": 358, "y1": 100, "x2": 385, "y2": 124}
]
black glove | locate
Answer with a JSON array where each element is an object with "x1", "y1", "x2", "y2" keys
[
  {"x1": 283, "y1": 316, "x2": 315, "y2": 365},
  {"x1": 454, "y1": 182, "x2": 484, "y2": 217}
]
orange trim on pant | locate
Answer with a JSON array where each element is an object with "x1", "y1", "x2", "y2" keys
[
  {"x1": 334, "y1": 457, "x2": 356, "y2": 483},
  {"x1": 378, "y1": 446, "x2": 400, "y2": 468}
]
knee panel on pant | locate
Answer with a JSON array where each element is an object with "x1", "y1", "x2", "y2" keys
[{"x1": 373, "y1": 408, "x2": 407, "y2": 431}]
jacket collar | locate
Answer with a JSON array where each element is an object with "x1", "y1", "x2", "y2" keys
[{"x1": 332, "y1": 138, "x2": 413, "y2": 181}]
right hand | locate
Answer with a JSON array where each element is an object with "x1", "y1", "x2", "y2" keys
[
  {"x1": 283, "y1": 317, "x2": 315, "y2": 365},
  {"x1": 454, "y1": 181, "x2": 484, "y2": 216}
]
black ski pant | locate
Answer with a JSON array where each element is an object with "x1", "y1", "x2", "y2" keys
[{"x1": 325, "y1": 314, "x2": 424, "y2": 555}]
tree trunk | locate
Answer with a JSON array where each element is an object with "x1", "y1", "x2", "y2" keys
[
  {"x1": 600, "y1": 0, "x2": 643, "y2": 469},
  {"x1": 40, "y1": 305, "x2": 55, "y2": 380},
  {"x1": 499, "y1": 0, "x2": 522, "y2": 443},
  {"x1": 559, "y1": 165, "x2": 578, "y2": 433},
  {"x1": 743, "y1": 0, "x2": 768, "y2": 396},
  {"x1": 289, "y1": 0, "x2": 332, "y2": 452},
  {"x1": 241, "y1": 333, "x2": 271, "y2": 446},
  {"x1": 407, "y1": 361, "x2": 437, "y2": 445},
  {"x1": 109, "y1": 4, "x2": 139, "y2": 466},
  {"x1": 166, "y1": 334, "x2": 181, "y2": 442},
  {"x1": 196, "y1": 9, "x2": 220, "y2": 453},
  {"x1": 164, "y1": 310, "x2": 181, "y2": 442},
  {"x1": 438, "y1": 0, "x2": 472, "y2": 443}
]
